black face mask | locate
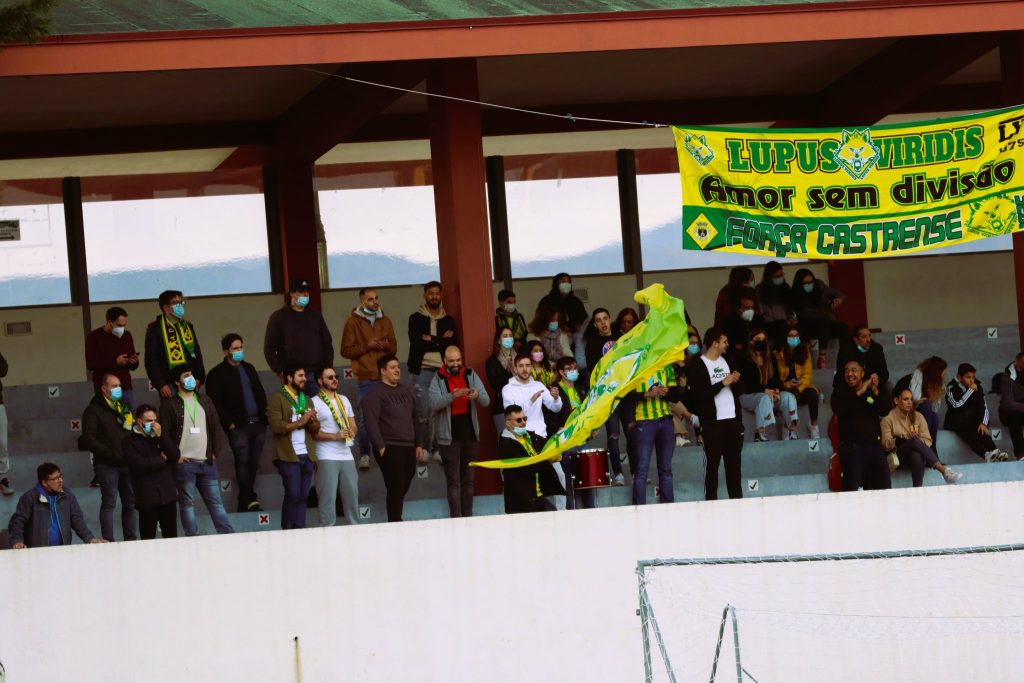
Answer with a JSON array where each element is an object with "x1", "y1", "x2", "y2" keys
[{"x1": 752, "y1": 340, "x2": 768, "y2": 352}]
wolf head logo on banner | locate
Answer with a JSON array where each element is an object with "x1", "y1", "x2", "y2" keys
[{"x1": 833, "y1": 129, "x2": 881, "y2": 180}]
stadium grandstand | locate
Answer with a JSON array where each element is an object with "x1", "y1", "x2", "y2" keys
[{"x1": 0, "y1": 0, "x2": 1023, "y2": 681}]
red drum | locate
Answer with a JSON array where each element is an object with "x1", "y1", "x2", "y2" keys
[{"x1": 570, "y1": 448, "x2": 611, "y2": 489}]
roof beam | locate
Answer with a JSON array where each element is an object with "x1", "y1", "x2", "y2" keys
[
  {"x1": 271, "y1": 62, "x2": 428, "y2": 164},
  {"x1": 0, "y1": 1, "x2": 1021, "y2": 77},
  {"x1": 806, "y1": 32, "x2": 1002, "y2": 126}
]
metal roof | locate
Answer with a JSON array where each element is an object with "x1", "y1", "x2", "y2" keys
[{"x1": 44, "y1": 0, "x2": 857, "y2": 35}]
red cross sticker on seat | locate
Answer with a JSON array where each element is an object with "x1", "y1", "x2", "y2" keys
[
  {"x1": 894, "y1": 334, "x2": 906, "y2": 346},
  {"x1": 342, "y1": 368, "x2": 354, "y2": 380},
  {"x1": 258, "y1": 514, "x2": 270, "y2": 526},
  {"x1": 69, "y1": 420, "x2": 81, "y2": 431}
]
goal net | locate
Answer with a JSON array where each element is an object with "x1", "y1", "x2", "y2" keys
[{"x1": 636, "y1": 544, "x2": 1024, "y2": 683}]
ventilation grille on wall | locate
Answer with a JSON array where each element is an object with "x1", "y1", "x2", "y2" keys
[{"x1": 4, "y1": 321, "x2": 31, "y2": 336}]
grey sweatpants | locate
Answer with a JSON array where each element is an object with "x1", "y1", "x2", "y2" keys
[{"x1": 315, "y1": 459, "x2": 360, "y2": 526}]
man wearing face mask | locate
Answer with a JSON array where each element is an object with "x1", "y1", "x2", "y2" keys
[
  {"x1": 722, "y1": 294, "x2": 766, "y2": 354},
  {"x1": 495, "y1": 289, "x2": 528, "y2": 347},
  {"x1": 206, "y1": 333, "x2": 269, "y2": 512},
  {"x1": 145, "y1": 290, "x2": 206, "y2": 401},
  {"x1": 159, "y1": 366, "x2": 234, "y2": 536},
  {"x1": 428, "y1": 346, "x2": 490, "y2": 518},
  {"x1": 264, "y1": 277, "x2": 334, "y2": 397},
  {"x1": 79, "y1": 374, "x2": 139, "y2": 542},
  {"x1": 833, "y1": 325, "x2": 890, "y2": 390},
  {"x1": 123, "y1": 404, "x2": 178, "y2": 539},
  {"x1": 341, "y1": 287, "x2": 398, "y2": 468},
  {"x1": 408, "y1": 281, "x2": 457, "y2": 463},
  {"x1": 538, "y1": 273, "x2": 589, "y2": 338},
  {"x1": 86, "y1": 306, "x2": 139, "y2": 408},
  {"x1": 497, "y1": 405, "x2": 565, "y2": 514}
]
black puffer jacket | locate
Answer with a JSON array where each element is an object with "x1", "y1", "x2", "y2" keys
[
  {"x1": 123, "y1": 430, "x2": 178, "y2": 508},
  {"x1": 79, "y1": 393, "x2": 132, "y2": 466}
]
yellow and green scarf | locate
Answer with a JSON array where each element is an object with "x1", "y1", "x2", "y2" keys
[
  {"x1": 281, "y1": 385, "x2": 307, "y2": 414},
  {"x1": 319, "y1": 390, "x2": 352, "y2": 443},
  {"x1": 104, "y1": 396, "x2": 134, "y2": 430},
  {"x1": 160, "y1": 315, "x2": 196, "y2": 368}
]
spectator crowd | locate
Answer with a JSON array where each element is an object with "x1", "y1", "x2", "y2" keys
[{"x1": 3, "y1": 263, "x2": 1019, "y2": 549}]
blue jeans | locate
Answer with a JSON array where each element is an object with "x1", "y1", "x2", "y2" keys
[
  {"x1": 412, "y1": 371, "x2": 436, "y2": 451},
  {"x1": 604, "y1": 405, "x2": 626, "y2": 475},
  {"x1": 227, "y1": 422, "x2": 267, "y2": 511},
  {"x1": 96, "y1": 463, "x2": 138, "y2": 541},
  {"x1": 176, "y1": 460, "x2": 234, "y2": 536},
  {"x1": 631, "y1": 416, "x2": 675, "y2": 505},
  {"x1": 356, "y1": 380, "x2": 378, "y2": 456},
  {"x1": 275, "y1": 456, "x2": 314, "y2": 529}
]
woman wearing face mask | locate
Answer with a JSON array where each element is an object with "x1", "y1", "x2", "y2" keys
[
  {"x1": 736, "y1": 328, "x2": 796, "y2": 441},
  {"x1": 486, "y1": 327, "x2": 518, "y2": 435},
  {"x1": 773, "y1": 324, "x2": 820, "y2": 439},
  {"x1": 756, "y1": 261, "x2": 797, "y2": 348},
  {"x1": 494, "y1": 289, "x2": 528, "y2": 348},
  {"x1": 522, "y1": 340, "x2": 556, "y2": 388},
  {"x1": 714, "y1": 267, "x2": 757, "y2": 327},
  {"x1": 669, "y1": 329, "x2": 703, "y2": 447},
  {"x1": 790, "y1": 268, "x2": 847, "y2": 369},
  {"x1": 537, "y1": 272, "x2": 589, "y2": 337},
  {"x1": 527, "y1": 306, "x2": 573, "y2": 364},
  {"x1": 122, "y1": 404, "x2": 178, "y2": 540}
]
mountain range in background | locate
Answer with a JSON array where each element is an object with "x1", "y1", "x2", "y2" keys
[{"x1": 0, "y1": 218, "x2": 1009, "y2": 308}]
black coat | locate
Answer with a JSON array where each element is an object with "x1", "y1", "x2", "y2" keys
[
  {"x1": 144, "y1": 315, "x2": 206, "y2": 392},
  {"x1": 205, "y1": 359, "x2": 268, "y2": 432},
  {"x1": 834, "y1": 341, "x2": 890, "y2": 388},
  {"x1": 485, "y1": 355, "x2": 514, "y2": 416},
  {"x1": 832, "y1": 382, "x2": 890, "y2": 445},
  {"x1": 79, "y1": 393, "x2": 132, "y2": 467},
  {"x1": 684, "y1": 355, "x2": 744, "y2": 424},
  {"x1": 123, "y1": 431, "x2": 179, "y2": 508},
  {"x1": 406, "y1": 312, "x2": 458, "y2": 375},
  {"x1": 263, "y1": 305, "x2": 334, "y2": 375},
  {"x1": 538, "y1": 290, "x2": 588, "y2": 332},
  {"x1": 498, "y1": 431, "x2": 565, "y2": 513}
]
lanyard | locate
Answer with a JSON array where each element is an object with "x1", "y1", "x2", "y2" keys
[{"x1": 183, "y1": 395, "x2": 198, "y2": 427}]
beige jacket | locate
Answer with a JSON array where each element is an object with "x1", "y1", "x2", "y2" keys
[{"x1": 880, "y1": 408, "x2": 932, "y2": 452}]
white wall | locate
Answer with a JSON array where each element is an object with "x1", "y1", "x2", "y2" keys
[{"x1": 0, "y1": 482, "x2": 1020, "y2": 683}]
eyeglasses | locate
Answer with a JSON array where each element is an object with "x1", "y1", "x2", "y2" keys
[
  {"x1": 45, "y1": 474, "x2": 63, "y2": 482},
  {"x1": 323, "y1": 374, "x2": 338, "y2": 380},
  {"x1": 509, "y1": 417, "x2": 527, "y2": 424}
]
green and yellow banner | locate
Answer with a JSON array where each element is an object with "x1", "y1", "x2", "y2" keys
[
  {"x1": 473, "y1": 283, "x2": 687, "y2": 470},
  {"x1": 674, "y1": 105, "x2": 1024, "y2": 259}
]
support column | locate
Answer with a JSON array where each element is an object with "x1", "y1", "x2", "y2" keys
[
  {"x1": 268, "y1": 163, "x2": 324, "y2": 310},
  {"x1": 827, "y1": 261, "x2": 869, "y2": 329},
  {"x1": 1001, "y1": 32, "x2": 1024, "y2": 351},
  {"x1": 63, "y1": 177, "x2": 91, "y2": 378},
  {"x1": 485, "y1": 155, "x2": 512, "y2": 291},
  {"x1": 428, "y1": 58, "x2": 501, "y2": 494},
  {"x1": 617, "y1": 149, "x2": 645, "y2": 310}
]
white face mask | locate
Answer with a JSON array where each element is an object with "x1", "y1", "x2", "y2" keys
[
  {"x1": 111, "y1": 326, "x2": 125, "y2": 338},
  {"x1": 740, "y1": 309, "x2": 755, "y2": 322},
  {"x1": 558, "y1": 282, "x2": 572, "y2": 295},
  {"x1": 503, "y1": 303, "x2": 516, "y2": 314}
]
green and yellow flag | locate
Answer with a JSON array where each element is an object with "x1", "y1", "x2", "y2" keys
[
  {"x1": 473, "y1": 283, "x2": 687, "y2": 470},
  {"x1": 675, "y1": 105, "x2": 1024, "y2": 259}
]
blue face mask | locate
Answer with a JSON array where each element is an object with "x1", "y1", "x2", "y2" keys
[
  {"x1": 500, "y1": 337, "x2": 515, "y2": 349},
  {"x1": 565, "y1": 369, "x2": 579, "y2": 382},
  {"x1": 231, "y1": 350, "x2": 245, "y2": 363},
  {"x1": 787, "y1": 337, "x2": 801, "y2": 348},
  {"x1": 296, "y1": 295, "x2": 310, "y2": 309},
  {"x1": 548, "y1": 321, "x2": 560, "y2": 332},
  {"x1": 745, "y1": 280, "x2": 755, "y2": 288},
  {"x1": 772, "y1": 276, "x2": 785, "y2": 286},
  {"x1": 110, "y1": 386, "x2": 123, "y2": 401},
  {"x1": 171, "y1": 302, "x2": 185, "y2": 318},
  {"x1": 688, "y1": 343, "x2": 700, "y2": 356},
  {"x1": 362, "y1": 306, "x2": 376, "y2": 317},
  {"x1": 857, "y1": 344, "x2": 869, "y2": 353},
  {"x1": 143, "y1": 421, "x2": 154, "y2": 435},
  {"x1": 802, "y1": 283, "x2": 814, "y2": 293},
  {"x1": 512, "y1": 426, "x2": 528, "y2": 436},
  {"x1": 182, "y1": 375, "x2": 197, "y2": 392}
]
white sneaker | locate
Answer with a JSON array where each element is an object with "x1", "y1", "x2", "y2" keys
[
  {"x1": 675, "y1": 435, "x2": 690, "y2": 448},
  {"x1": 787, "y1": 431, "x2": 798, "y2": 441},
  {"x1": 612, "y1": 473, "x2": 625, "y2": 487},
  {"x1": 986, "y1": 450, "x2": 1009, "y2": 463},
  {"x1": 809, "y1": 425, "x2": 820, "y2": 440},
  {"x1": 430, "y1": 450, "x2": 443, "y2": 464},
  {"x1": 358, "y1": 455, "x2": 370, "y2": 470},
  {"x1": 942, "y1": 467, "x2": 963, "y2": 484}
]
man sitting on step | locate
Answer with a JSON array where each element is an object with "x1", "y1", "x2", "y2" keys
[{"x1": 945, "y1": 363, "x2": 1009, "y2": 463}]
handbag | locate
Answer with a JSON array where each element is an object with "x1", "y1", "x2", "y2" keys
[{"x1": 886, "y1": 451, "x2": 900, "y2": 473}]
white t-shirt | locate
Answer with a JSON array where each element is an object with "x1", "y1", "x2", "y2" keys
[
  {"x1": 290, "y1": 408, "x2": 309, "y2": 456},
  {"x1": 311, "y1": 394, "x2": 355, "y2": 461},
  {"x1": 501, "y1": 376, "x2": 562, "y2": 438},
  {"x1": 701, "y1": 354, "x2": 736, "y2": 421}
]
